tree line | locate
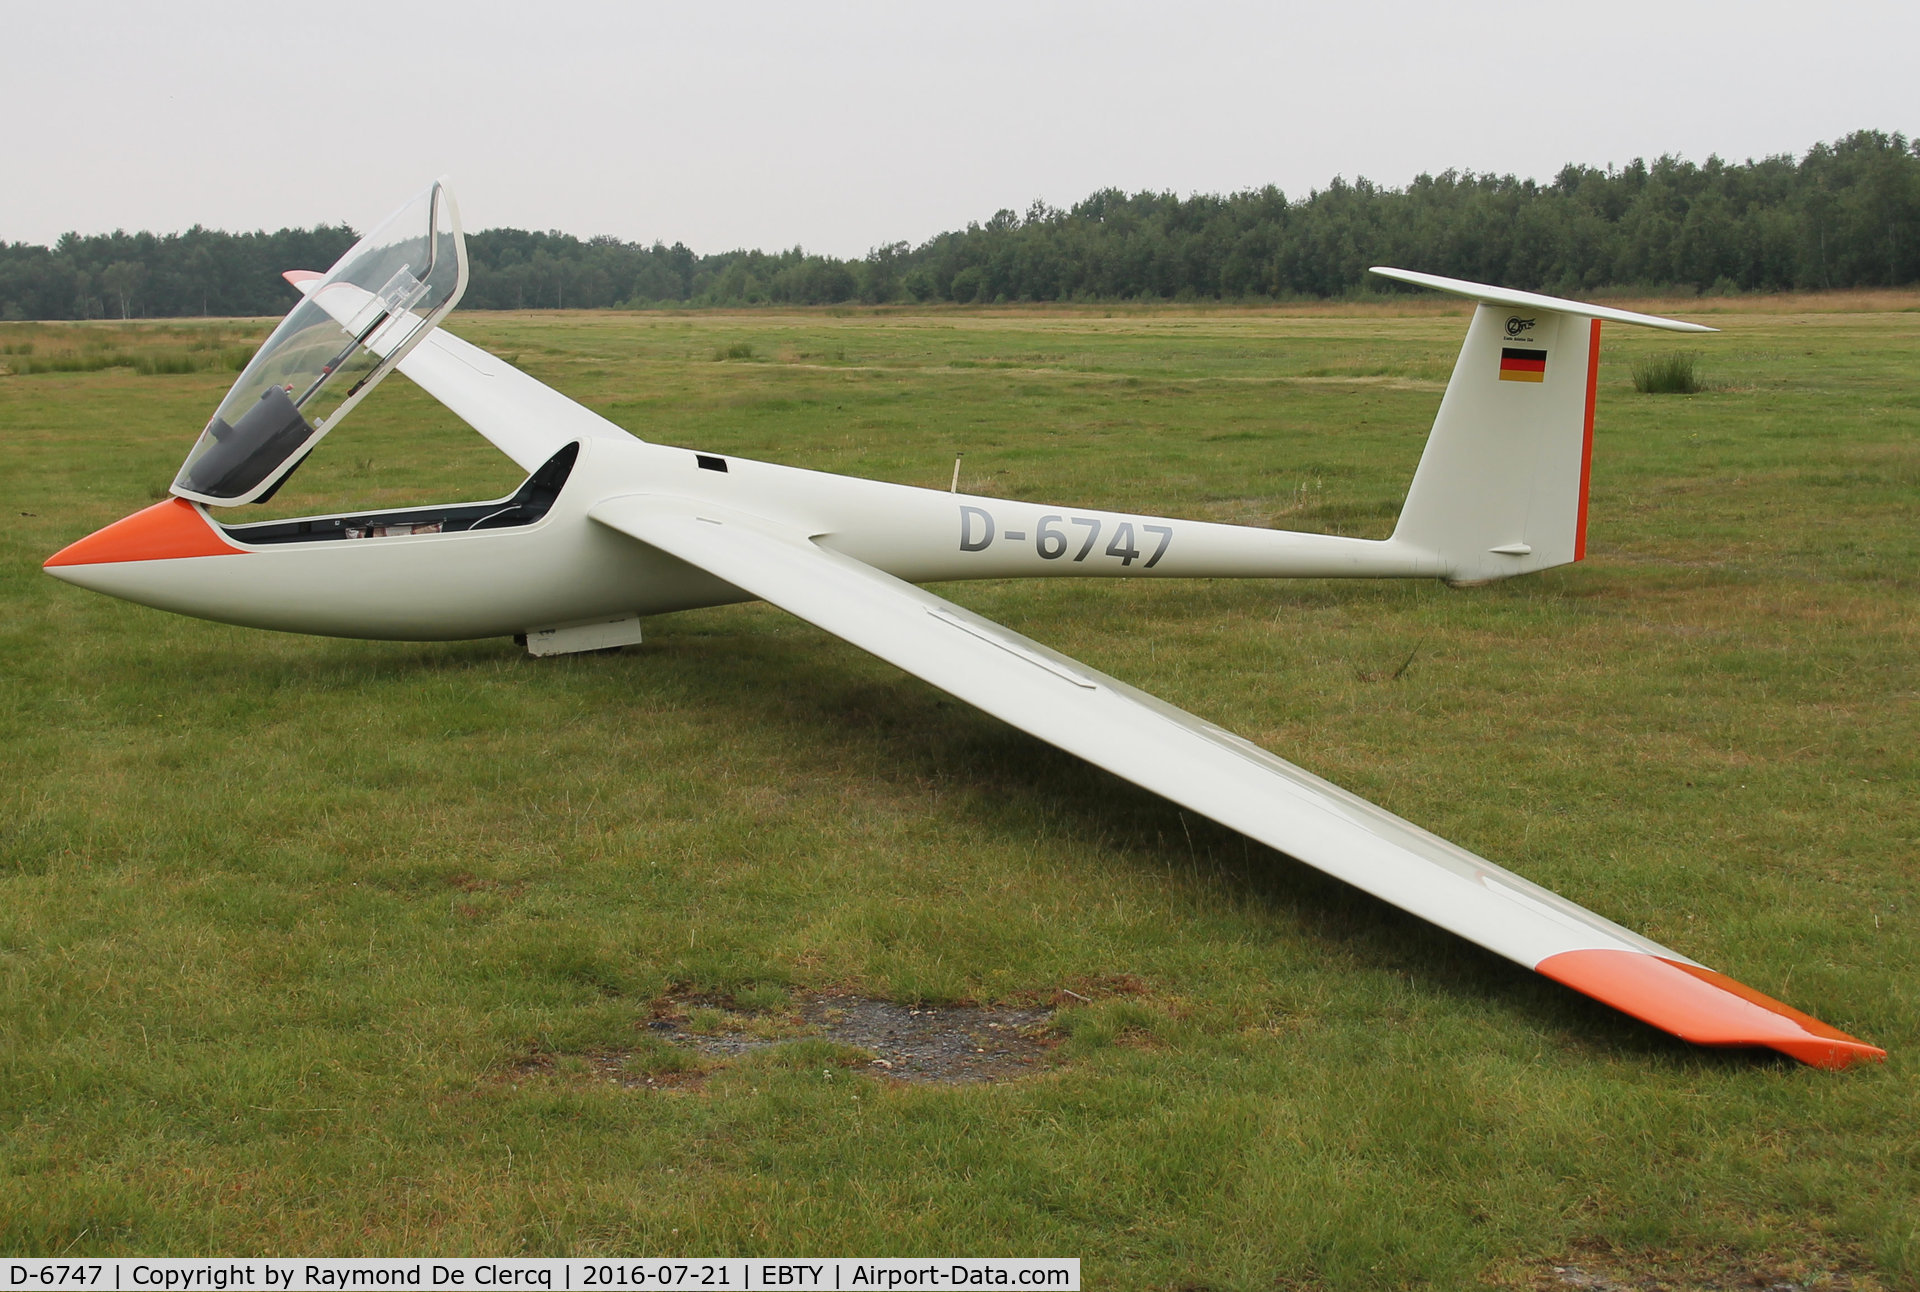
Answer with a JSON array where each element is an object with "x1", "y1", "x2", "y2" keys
[{"x1": 4, "y1": 130, "x2": 1914, "y2": 320}]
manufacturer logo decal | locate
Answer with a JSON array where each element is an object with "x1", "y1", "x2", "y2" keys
[{"x1": 1505, "y1": 316, "x2": 1537, "y2": 337}]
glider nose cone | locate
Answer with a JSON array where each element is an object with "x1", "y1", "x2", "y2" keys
[{"x1": 44, "y1": 497, "x2": 243, "y2": 580}]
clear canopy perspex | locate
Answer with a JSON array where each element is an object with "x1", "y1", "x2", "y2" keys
[{"x1": 171, "y1": 181, "x2": 468, "y2": 506}]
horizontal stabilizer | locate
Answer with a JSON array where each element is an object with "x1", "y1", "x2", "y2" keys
[{"x1": 1371, "y1": 267, "x2": 1719, "y2": 333}]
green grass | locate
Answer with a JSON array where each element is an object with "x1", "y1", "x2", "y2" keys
[
  {"x1": 1631, "y1": 350, "x2": 1707, "y2": 394},
  {"x1": 0, "y1": 320, "x2": 260, "y2": 378},
  {"x1": 1, "y1": 301, "x2": 1916, "y2": 1287}
]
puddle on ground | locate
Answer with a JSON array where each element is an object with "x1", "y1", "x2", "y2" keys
[{"x1": 648, "y1": 993, "x2": 1058, "y2": 1085}]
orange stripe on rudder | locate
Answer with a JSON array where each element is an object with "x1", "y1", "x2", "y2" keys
[
  {"x1": 44, "y1": 498, "x2": 245, "y2": 567},
  {"x1": 1574, "y1": 319, "x2": 1601, "y2": 560}
]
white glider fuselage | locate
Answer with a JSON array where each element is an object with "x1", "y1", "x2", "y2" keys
[
  {"x1": 48, "y1": 430, "x2": 1440, "y2": 641},
  {"x1": 43, "y1": 229, "x2": 1885, "y2": 1070}
]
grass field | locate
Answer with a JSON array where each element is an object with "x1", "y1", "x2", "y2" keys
[{"x1": 1, "y1": 298, "x2": 1915, "y2": 1289}]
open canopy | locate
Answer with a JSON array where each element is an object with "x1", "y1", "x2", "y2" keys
[{"x1": 171, "y1": 181, "x2": 468, "y2": 506}]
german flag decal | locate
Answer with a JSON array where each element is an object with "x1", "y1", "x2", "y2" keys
[{"x1": 1499, "y1": 347, "x2": 1547, "y2": 383}]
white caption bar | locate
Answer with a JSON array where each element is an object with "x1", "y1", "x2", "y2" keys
[{"x1": 4, "y1": 1261, "x2": 1078, "y2": 1292}]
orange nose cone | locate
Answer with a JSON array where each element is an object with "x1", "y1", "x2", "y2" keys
[{"x1": 44, "y1": 497, "x2": 245, "y2": 568}]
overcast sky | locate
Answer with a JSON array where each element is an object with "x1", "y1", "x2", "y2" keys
[{"x1": 3, "y1": 0, "x2": 1913, "y2": 257}]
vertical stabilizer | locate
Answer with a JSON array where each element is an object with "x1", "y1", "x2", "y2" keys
[{"x1": 1374, "y1": 268, "x2": 1714, "y2": 585}]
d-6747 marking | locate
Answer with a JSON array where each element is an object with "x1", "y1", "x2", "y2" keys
[{"x1": 957, "y1": 505, "x2": 1173, "y2": 568}]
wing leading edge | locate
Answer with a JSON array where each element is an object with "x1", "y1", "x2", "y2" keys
[{"x1": 587, "y1": 494, "x2": 1882, "y2": 1069}]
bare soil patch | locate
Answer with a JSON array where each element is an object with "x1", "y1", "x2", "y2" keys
[{"x1": 646, "y1": 992, "x2": 1059, "y2": 1084}]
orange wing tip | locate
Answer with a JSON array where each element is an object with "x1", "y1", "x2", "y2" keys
[
  {"x1": 1537, "y1": 948, "x2": 1885, "y2": 1070},
  {"x1": 44, "y1": 498, "x2": 245, "y2": 567},
  {"x1": 282, "y1": 269, "x2": 322, "y2": 286}
]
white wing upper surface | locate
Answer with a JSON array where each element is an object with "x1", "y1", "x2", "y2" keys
[
  {"x1": 587, "y1": 493, "x2": 1886, "y2": 1068},
  {"x1": 397, "y1": 328, "x2": 636, "y2": 471},
  {"x1": 587, "y1": 493, "x2": 1675, "y2": 971}
]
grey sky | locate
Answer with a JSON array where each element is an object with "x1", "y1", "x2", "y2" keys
[{"x1": 3, "y1": 0, "x2": 1912, "y2": 256}]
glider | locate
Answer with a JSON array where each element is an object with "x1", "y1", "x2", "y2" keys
[{"x1": 44, "y1": 181, "x2": 1883, "y2": 1069}]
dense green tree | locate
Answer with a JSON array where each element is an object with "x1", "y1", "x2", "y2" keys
[{"x1": 3, "y1": 131, "x2": 1914, "y2": 319}]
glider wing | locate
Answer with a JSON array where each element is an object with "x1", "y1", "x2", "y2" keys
[
  {"x1": 284, "y1": 270, "x2": 634, "y2": 472},
  {"x1": 587, "y1": 492, "x2": 1881, "y2": 1069}
]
